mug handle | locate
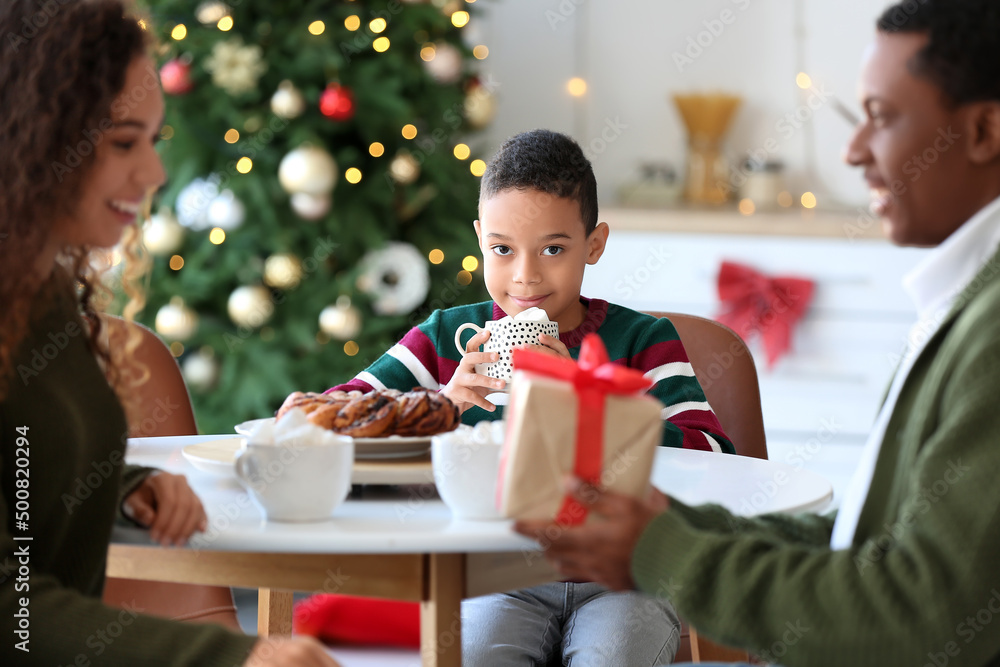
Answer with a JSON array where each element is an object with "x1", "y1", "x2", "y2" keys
[
  {"x1": 234, "y1": 449, "x2": 254, "y2": 488},
  {"x1": 454, "y1": 323, "x2": 484, "y2": 356}
]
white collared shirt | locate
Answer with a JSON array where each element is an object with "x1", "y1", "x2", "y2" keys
[{"x1": 830, "y1": 195, "x2": 1000, "y2": 549}]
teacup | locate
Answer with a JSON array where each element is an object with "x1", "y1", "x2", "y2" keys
[
  {"x1": 454, "y1": 319, "x2": 559, "y2": 381},
  {"x1": 235, "y1": 439, "x2": 354, "y2": 522},
  {"x1": 432, "y1": 422, "x2": 506, "y2": 520}
]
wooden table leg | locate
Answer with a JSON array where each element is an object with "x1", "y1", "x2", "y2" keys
[
  {"x1": 420, "y1": 554, "x2": 464, "y2": 667},
  {"x1": 258, "y1": 588, "x2": 294, "y2": 637}
]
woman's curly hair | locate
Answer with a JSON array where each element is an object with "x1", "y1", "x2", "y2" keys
[{"x1": 0, "y1": 0, "x2": 152, "y2": 408}]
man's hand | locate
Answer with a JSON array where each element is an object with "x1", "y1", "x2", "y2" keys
[
  {"x1": 123, "y1": 472, "x2": 208, "y2": 547},
  {"x1": 244, "y1": 637, "x2": 340, "y2": 666},
  {"x1": 514, "y1": 478, "x2": 668, "y2": 591},
  {"x1": 441, "y1": 329, "x2": 506, "y2": 413}
]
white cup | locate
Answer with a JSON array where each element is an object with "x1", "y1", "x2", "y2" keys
[
  {"x1": 454, "y1": 319, "x2": 560, "y2": 381},
  {"x1": 235, "y1": 439, "x2": 354, "y2": 522},
  {"x1": 432, "y1": 424, "x2": 505, "y2": 520}
]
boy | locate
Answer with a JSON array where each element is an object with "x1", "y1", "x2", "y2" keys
[{"x1": 328, "y1": 129, "x2": 734, "y2": 665}]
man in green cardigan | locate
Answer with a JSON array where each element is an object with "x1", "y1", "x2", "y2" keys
[{"x1": 516, "y1": 1, "x2": 1000, "y2": 666}]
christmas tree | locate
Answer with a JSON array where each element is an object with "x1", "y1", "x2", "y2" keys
[{"x1": 135, "y1": 0, "x2": 495, "y2": 433}]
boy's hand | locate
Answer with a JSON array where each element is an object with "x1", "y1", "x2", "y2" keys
[
  {"x1": 520, "y1": 333, "x2": 571, "y2": 359},
  {"x1": 442, "y1": 329, "x2": 506, "y2": 413}
]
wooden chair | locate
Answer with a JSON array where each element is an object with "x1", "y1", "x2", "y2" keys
[
  {"x1": 101, "y1": 317, "x2": 243, "y2": 631},
  {"x1": 645, "y1": 312, "x2": 767, "y2": 663}
]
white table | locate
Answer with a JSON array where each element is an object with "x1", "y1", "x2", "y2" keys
[{"x1": 109, "y1": 435, "x2": 832, "y2": 666}]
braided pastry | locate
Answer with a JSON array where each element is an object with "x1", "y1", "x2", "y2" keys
[{"x1": 276, "y1": 387, "x2": 460, "y2": 437}]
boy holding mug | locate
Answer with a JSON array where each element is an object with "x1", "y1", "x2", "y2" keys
[{"x1": 325, "y1": 129, "x2": 734, "y2": 664}]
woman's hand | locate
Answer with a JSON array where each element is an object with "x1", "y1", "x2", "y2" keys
[
  {"x1": 244, "y1": 637, "x2": 341, "y2": 666},
  {"x1": 123, "y1": 471, "x2": 208, "y2": 547},
  {"x1": 441, "y1": 329, "x2": 506, "y2": 413}
]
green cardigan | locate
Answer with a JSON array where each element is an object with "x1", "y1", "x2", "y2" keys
[
  {"x1": 633, "y1": 249, "x2": 1000, "y2": 666},
  {"x1": 0, "y1": 277, "x2": 257, "y2": 665}
]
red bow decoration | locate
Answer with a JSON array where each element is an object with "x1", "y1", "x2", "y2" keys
[
  {"x1": 715, "y1": 260, "x2": 815, "y2": 369},
  {"x1": 510, "y1": 334, "x2": 652, "y2": 526}
]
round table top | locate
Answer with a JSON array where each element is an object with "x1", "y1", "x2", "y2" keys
[{"x1": 117, "y1": 435, "x2": 832, "y2": 554}]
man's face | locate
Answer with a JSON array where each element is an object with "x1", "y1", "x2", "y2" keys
[
  {"x1": 845, "y1": 32, "x2": 974, "y2": 247},
  {"x1": 475, "y1": 188, "x2": 606, "y2": 331}
]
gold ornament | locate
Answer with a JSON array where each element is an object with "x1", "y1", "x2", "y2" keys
[
  {"x1": 142, "y1": 208, "x2": 185, "y2": 255},
  {"x1": 319, "y1": 296, "x2": 362, "y2": 340},
  {"x1": 290, "y1": 192, "x2": 331, "y2": 220},
  {"x1": 278, "y1": 145, "x2": 338, "y2": 195},
  {"x1": 263, "y1": 253, "x2": 304, "y2": 290},
  {"x1": 154, "y1": 297, "x2": 199, "y2": 341},
  {"x1": 389, "y1": 151, "x2": 420, "y2": 185},
  {"x1": 464, "y1": 85, "x2": 497, "y2": 129},
  {"x1": 270, "y1": 80, "x2": 306, "y2": 119},
  {"x1": 227, "y1": 285, "x2": 274, "y2": 328}
]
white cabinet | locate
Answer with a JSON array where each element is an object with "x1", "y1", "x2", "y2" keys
[{"x1": 583, "y1": 208, "x2": 930, "y2": 503}]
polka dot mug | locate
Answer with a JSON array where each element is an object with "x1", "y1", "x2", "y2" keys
[{"x1": 454, "y1": 319, "x2": 560, "y2": 381}]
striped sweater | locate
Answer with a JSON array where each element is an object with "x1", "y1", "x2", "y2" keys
[{"x1": 328, "y1": 298, "x2": 734, "y2": 453}]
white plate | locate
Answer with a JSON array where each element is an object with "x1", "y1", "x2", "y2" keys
[
  {"x1": 352, "y1": 436, "x2": 432, "y2": 460},
  {"x1": 235, "y1": 417, "x2": 276, "y2": 435},
  {"x1": 181, "y1": 438, "x2": 245, "y2": 476}
]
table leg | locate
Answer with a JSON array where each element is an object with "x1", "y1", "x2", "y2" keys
[
  {"x1": 420, "y1": 554, "x2": 464, "y2": 667},
  {"x1": 258, "y1": 588, "x2": 294, "y2": 637}
]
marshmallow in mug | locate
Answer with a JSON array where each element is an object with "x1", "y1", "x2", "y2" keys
[{"x1": 454, "y1": 308, "x2": 560, "y2": 381}]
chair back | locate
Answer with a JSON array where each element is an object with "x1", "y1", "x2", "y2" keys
[{"x1": 645, "y1": 311, "x2": 767, "y2": 460}]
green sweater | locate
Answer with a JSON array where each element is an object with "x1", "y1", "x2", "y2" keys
[
  {"x1": 633, "y1": 248, "x2": 1000, "y2": 667},
  {"x1": 0, "y1": 277, "x2": 257, "y2": 665}
]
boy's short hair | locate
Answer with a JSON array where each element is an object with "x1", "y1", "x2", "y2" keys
[
  {"x1": 479, "y1": 129, "x2": 599, "y2": 235},
  {"x1": 877, "y1": 0, "x2": 1000, "y2": 107}
]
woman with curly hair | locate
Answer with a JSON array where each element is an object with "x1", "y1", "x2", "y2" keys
[{"x1": 0, "y1": 1, "x2": 338, "y2": 664}]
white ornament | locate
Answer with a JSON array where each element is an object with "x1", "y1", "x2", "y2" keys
[
  {"x1": 206, "y1": 189, "x2": 246, "y2": 230},
  {"x1": 263, "y1": 253, "x2": 304, "y2": 290},
  {"x1": 142, "y1": 209, "x2": 185, "y2": 255},
  {"x1": 175, "y1": 177, "x2": 220, "y2": 230},
  {"x1": 195, "y1": 1, "x2": 230, "y2": 24},
  {"x1": 227, "y1": 285, "x2": 274, "y2": 328},
  {"x1": 155, "y1": 299, "x2": 199, "y2": 341},
  {"x1": 270, "y1": 80, "x2": 306, "y2": 119},
  {"x1": 278, "y1": 145, "x2": 338, "y2": 196},
  {"x1": 357, "y1": 242, "x2": 430, "y2": 316},
  {"x1": 423, "y1": 42, "x2": 462, "y2": 84},
  {"x1": 290, "y1": 192, "x2": 331, "y2": 220},
  {"x1": 204, "y1": 38, "x2": 268, "y2": 96},
  {"x1": 182, "y1": 349, "x2": 219, "y2": 391},
  {"x1": 319, "y1": 297, "x2": 363, "y2": 340}
]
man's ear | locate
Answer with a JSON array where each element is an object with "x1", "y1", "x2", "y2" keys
[
  {"x1": 966, "y1": 102, "x2": 1000, "y2": 165},
  {"x1": 586, "y1": 222, "x2": 610, "y2": 265}
]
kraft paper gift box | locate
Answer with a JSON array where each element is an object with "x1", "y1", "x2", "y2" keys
[{"x1": 497, "y1": 333, "x2": 663, "y2": 523}]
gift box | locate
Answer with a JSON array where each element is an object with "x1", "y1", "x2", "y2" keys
[{"x1": 497, "y1": 334, "x2": 663, "y2": 524}]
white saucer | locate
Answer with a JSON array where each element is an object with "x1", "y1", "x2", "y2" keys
[{"x1": 181, "y1": 438, "x2": 245, "y2": 476}]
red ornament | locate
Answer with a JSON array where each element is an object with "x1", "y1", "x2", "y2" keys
[
  {"x1": 319, "y1": 83, "x2": 355, "y2": 122},
  {"x1": 160, "y1": 59, "x2": 194, "y2": 95}
]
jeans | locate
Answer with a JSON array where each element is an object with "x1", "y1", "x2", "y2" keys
[{"x1": 462, "y1": 581, "x2": 680, "y2": 666}]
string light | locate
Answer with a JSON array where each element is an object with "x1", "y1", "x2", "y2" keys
[
  {"x1": 801, "y1": 192, "x2": 818, "y2": 209},
  {"x1": 170, "y1": 341, "x2": 185, "y2": 357},
  {"x1": 169, "y1": 255, "x2": 184, "y2": 270},
  {"x1": 316, "y1": 331, "x2": 330, "y2": 345},
  {"x1": 420, "y1": 44, "x2": 436, "y2": 61},
  {"x1": 308, "y1": 20, "x2": 325, "y2": 35},
  {"x1": 369, "y1": 142, "x2": 385, "y2": 157},
  {"x1": 462, "y1": 256, "x2": 479, "y2": 271},
  {"x1": 344, "y1": 341, "x2": 360, "y2": 356},
  {"x1": 567, "y1": 77, "x2": 587, "y2": 97},
  {"x1": 453, "y1": 143, "x2": 470, "y2": 160},
  {"x1": 402, "y1": 124, "x2": 418, "y2": 139},
  {"x1": 469, "y1": 159, "x2": 486, "y2": 177},
  {"x1": 373, "y1": 36, "x2": 390, "y2": 52},
  {"x1": 160, "y1": 126, "x2": 175, "y2": 140},
  {"x1": 451, "y1": 11, "x2": 470, "y2": 28},
  {"x1": 344, "y1": 15, "x2": 360, "y2": 31},
  {"x1": 457, "y1": 270, "x2": 473, "y2": 285},
  {"x1": 137, "y1": 19, "x2": 147, "y2": 31},
  {"x1": 738, "y1": 198, "x2": 755, "y2": 216},
  {"x1": 209, "y1": 228, "x2": 226, "y2": 244},
  {"x1": 236, "y1": 157, "x2": 253, "y2": 173},
  {"x1": 777, "y1": 191, "x2": 794, "y2": 207},
  {"x1": 796, "y1": 72, "x2": 812, "y2": 89},
  {"x1": 429, "y1": 249, "x2": 444, "y2": 264},
  {"x1": 473, "y1": 45, "x2": 489, "y2": 59},
  {"x1": 224, "y1": 128, "x2": 239, "y2": 143},
  {"x1": 217, "y1": 16, "x2": 233, "y2": 31},
  {"x1": 171, "y1": 24, "x2": 187, "y2": 40},
  {"x1": 369, "y1": 18, "x2": 386, "y2": 33},
  {"x1": 345, "y1": 167, "x2": 362, "y2": 183}
]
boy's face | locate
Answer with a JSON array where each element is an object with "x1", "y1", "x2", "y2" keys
[
  {"x1": 475, "y1": 188, "x2": 608, "y2": 331},
  {"x1": 845, "y1": 31, "x2": 982, "y2": 247}
]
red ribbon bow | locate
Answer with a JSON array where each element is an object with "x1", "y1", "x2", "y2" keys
[
  {"x1": 715, "y1": 260, "x2": 815, "y2": 369},
  {"x1": 511, "y1": 334, "x2": 652, "y2": 526}
]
